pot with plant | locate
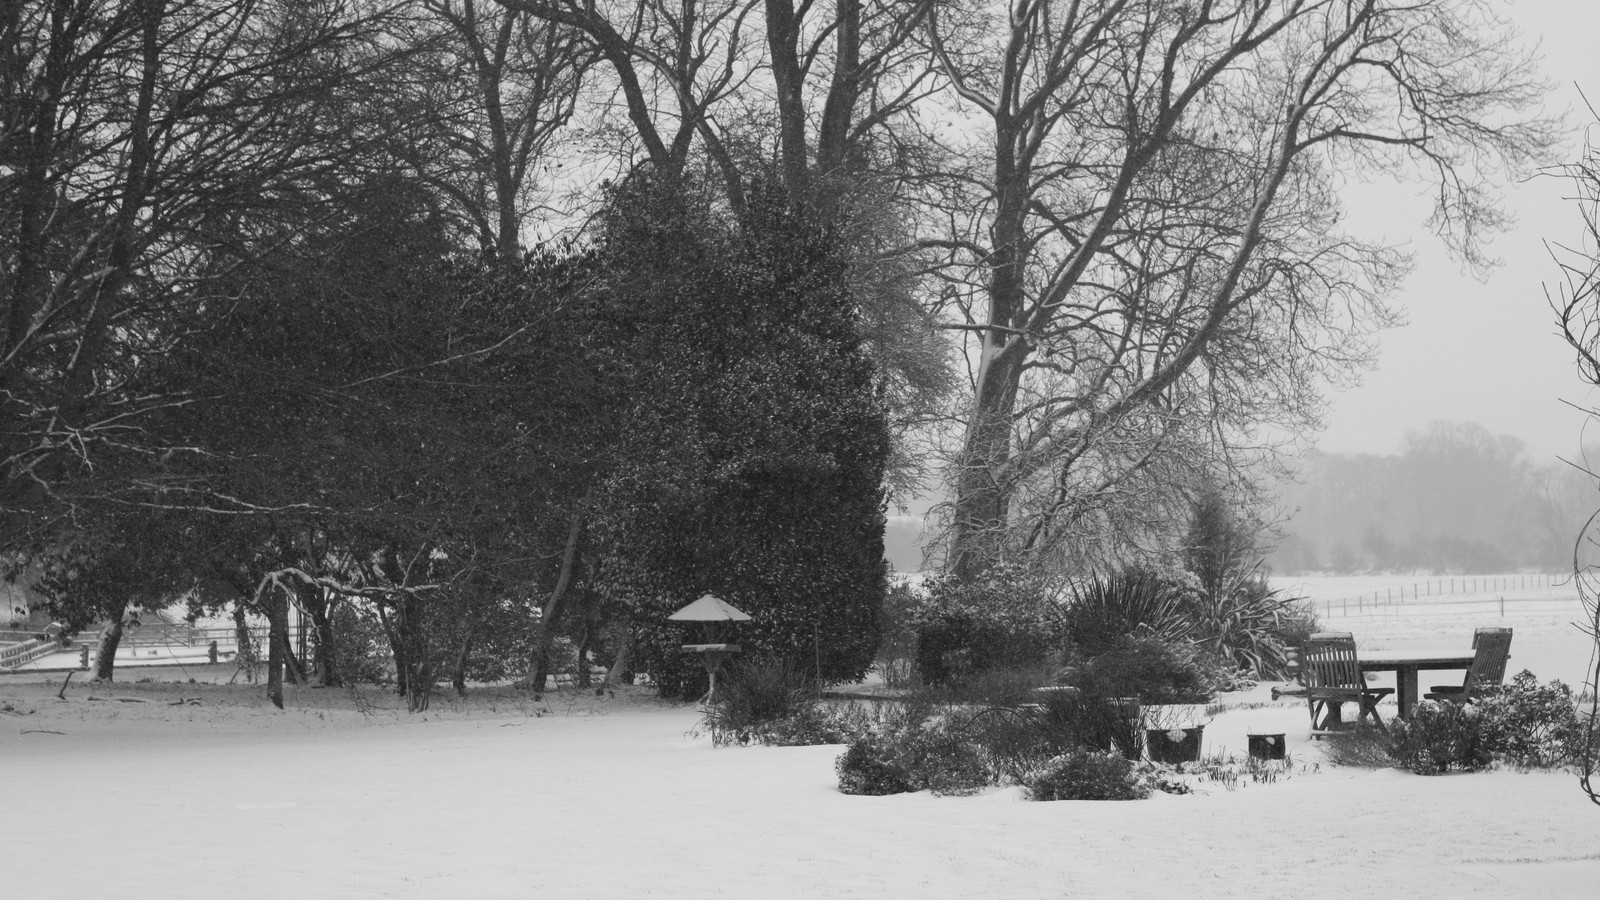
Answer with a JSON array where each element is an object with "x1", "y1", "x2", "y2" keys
[{"x1": 1143, "y1": 706, "x2": 1213, "y2": 764}]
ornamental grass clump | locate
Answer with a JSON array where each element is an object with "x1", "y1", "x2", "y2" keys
[{"x1": 700, "y1": 657, "x2": 821, "y2": 746}]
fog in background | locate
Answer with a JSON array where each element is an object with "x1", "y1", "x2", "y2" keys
[{"x1": 889, "y1": 1, "x2": 1600, "y2": 576}]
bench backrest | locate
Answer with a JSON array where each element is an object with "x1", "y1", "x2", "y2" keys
[
  {"x1": 1302, "y1": 632, "x2": 1362, "y2": 690},
  {"x1": 1464, "y1": 627, "x2": 1513, "y2": 696}
]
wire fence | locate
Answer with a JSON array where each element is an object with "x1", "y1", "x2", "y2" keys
[{"x1": 1299, "y1": 574, "x2": 1576, "y2": 619}]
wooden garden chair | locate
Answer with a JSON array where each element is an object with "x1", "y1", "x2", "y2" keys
[
  {"x1": 1302, "y1": 632, "x2": 1392, "y2": 735},
  {"x1": 1424, "y1": 627, "x2": 1512, "y2": 702}
]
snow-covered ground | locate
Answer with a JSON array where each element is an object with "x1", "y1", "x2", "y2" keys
[{"x1": 2, "y1": 579, "x2": 1597, "y2": 900}]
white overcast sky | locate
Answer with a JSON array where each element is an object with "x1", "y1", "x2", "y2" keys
[{"x1": 1315, "y1": 0, "x2": 1600, "y2": 465}]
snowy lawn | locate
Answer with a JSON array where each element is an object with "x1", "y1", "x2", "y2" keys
[{"x1": 3, "y1": 583, "x2": 1598, "y2": 900}]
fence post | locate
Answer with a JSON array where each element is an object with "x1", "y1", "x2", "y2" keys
[
  {"x1": 79, "y1": 645, "x2": 89, "y2": 669},
  {"x1": 208, "y1": 641, "x2": 218, "y2": 664}
]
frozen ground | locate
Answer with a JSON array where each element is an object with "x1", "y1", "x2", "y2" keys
[{"x1": 1, "y1": 578, "x2": 1597, "y2": 900}]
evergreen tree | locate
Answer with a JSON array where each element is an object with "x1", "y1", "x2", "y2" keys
[{"x1": 590, "y1": 178, "x2": 889, "y2": 697}]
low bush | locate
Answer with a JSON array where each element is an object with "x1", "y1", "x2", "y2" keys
[
  {"x1": 1061, "y1": 634, "x2": 1232, "y2": 705},
  {"x1": 912, "y1": 564, "x2": 1063, "y2": 688},
  {"x1": 1023, "y1": 750, "x2": 1150, "y2": 801},
  {"x1": 1477, "y1": 670, "x2": 1588, "y2": 768},
  {"x1": 834, "y1": 717, "x2": 989, "y2": 796},
  {"x1": 1379, "y1": 671, "x2": 1588, "y2": 775},
  {"x1": 1386, "y1": 701, "x2": 1492, "y2": 775},
  {"x1": 835, "y1": 736, "x2": 918, "y2": 795}
]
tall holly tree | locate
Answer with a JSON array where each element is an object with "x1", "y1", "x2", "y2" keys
[{"x1": 591, "y1": 178, "x2": 889, "y2": 698}]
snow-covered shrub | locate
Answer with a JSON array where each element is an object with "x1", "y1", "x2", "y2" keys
[
  {"x1": 1061, "y1": 633, "x2": 1232, "y2": 705},
  {"x1": 912, "y1": 563, "x2": 1063, "y2": 689},
  {"x1": 834, "y1": 717, "x2": 989, "y2": 796},
  {"x1": 964, "y1": 690, "x2": 1143, "y2": 778},
  {"x1": 1476, "y1": 670, "x2": 1587, "y2": 768},
  {"x1": 835, "y1": 736, "x2": 916, "y2": 795},
  {"x1": 1387, "y1": 701, "x2": 1492, "y2": 775},
  {"x1": 1023, "y1": 750, "x2": 1150, "y2": 801},
  {"x1": 1385, "y1": 672, "x2": 1588, "y2": 774}
]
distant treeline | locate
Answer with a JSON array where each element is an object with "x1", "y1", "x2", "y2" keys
[{"x1": 1269, "y1": 422, "x2": 1594, "y2": 575}]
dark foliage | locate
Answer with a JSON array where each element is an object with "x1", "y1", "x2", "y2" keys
[
  {"x1": 835, "y1": 736, "x2": 918, "y2": 795},
  {"x1": 590, "y1": 178, "x2": 890, "y2": 698},
  {"x1": 1383, "y1": 671, "x2": 1587, "y2": 774},
  {"x1": 833, "y1": 720, "x2": 989, "y2": 797},
  {"x1": 964, "y1": 690, "x2": 1143, "y2": 777},
  {"x1": 1061, "y1": 634, "x2": 1232, "y2": 705},
  {"x1": 1022, "y1": 750, "x2": 1150, "y2": 801},
  {"x1": 1186, "y1": 573, "x2": 1299, "y2": 679},
  {"x1": 1060, "y1": 568, "x2": 1189, "y2": 655},
  {"x1": 1386, "y1": 701, "x2": 1493, "y2": 775},
  {"x1": 912, "y1": 563, "x2": 1062, "y2": 688},
  {"x1": 701, "y1": 657, "x2": 821, "y2": 746},
  {"x1": 1477, "y1": 671, "x2": 1588, "y2": 768}
]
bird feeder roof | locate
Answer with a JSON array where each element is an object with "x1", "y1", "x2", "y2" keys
[{"x1": 667, "y1": 594, "x2": 752, "y2": 622}]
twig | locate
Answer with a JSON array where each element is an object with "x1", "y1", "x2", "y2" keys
[
  {"x1": 57, "y1": 670, "x2": 74, "y2": 700},
  {"x1": 21, "y1": 729, "x2": 65, "y2": 735}
]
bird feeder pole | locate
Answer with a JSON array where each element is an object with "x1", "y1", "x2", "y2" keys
[{"x1": 667, "y1": 594, "x2": 751, "y2": 702}]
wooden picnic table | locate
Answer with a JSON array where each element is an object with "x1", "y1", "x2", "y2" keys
[{"x1": 1359, "y1": 648, "x2": 1475, "y2": 718}]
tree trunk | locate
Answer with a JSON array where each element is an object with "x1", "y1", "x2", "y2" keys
[
  {"x1": 528, "y1": 489, "x2": 590, "y2": 691},
  {"x1": 945, "y1": 123, "x2": 1032, "y2": 579},
  {"x1": 764, "y1": 0, "x2": 809, "y2": 197},
  {"x1": 92, "y1": 602, "x2": 130, "y2": 681},
  {"x1": 307, "y1": 595, "x2": 341, "y2": 687},
  {"x1": 232, "y1": 603, "x2": 257, "y2": 682},
  {"x1": 452, "y1": 631, "x2": 473, "y2": 698},
  {"x1": 377, "y1": 601, "x2": 408, "y2": 697},
  {"x1": 265, "y1": 588, "x2": 288, "y2": 709}
]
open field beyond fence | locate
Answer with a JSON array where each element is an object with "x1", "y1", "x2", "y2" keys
[{"x1": 1274, "y1": 573, "x2": 1599, "y2": 693}]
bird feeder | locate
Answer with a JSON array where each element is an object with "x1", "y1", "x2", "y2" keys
[{"x1": 668, "y1": 594, "x2": 751, "y2": 700}]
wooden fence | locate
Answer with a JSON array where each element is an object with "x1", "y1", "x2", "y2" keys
[{"x1": 0, "y1": 637, "x2": 58, "y2": 670}]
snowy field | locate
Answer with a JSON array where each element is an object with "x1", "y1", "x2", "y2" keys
[
  {"x1": 2, "y1": 580, "x2": 1598, "y2": 900},
  {"x1": 1275, "y1": 573, "x2": 1598, "y2": 692}
]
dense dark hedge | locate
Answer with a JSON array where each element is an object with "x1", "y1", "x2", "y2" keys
[{"x1": 589, "y1": 179, "x2": 889, "y2": 697}]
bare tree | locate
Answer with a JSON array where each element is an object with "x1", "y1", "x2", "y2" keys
[
  {"x1": 0, "y1": 0, "x2": 402, "y2": 534},
  {"x1": 387, "y1": 1, "x2": 595, "y2": 259},
  {"x1": 920, "y1": 0, "x2": 1559, "y2": 577},
  {"x1": 1549, "y1": 105, "x2": 1600, "y2": 807}
]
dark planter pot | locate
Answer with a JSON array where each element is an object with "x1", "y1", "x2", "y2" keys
[
  {"x1": 1146, "y1": 726, "x2": 1204, "y2": 764},
  {"x1": 1248, "y1": 733, "x2": 1286, "y2": 761}
]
